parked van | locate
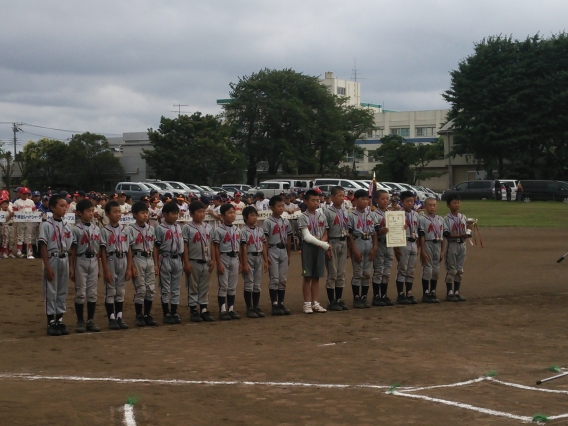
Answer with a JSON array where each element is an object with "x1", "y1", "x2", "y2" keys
[
  {"x1": 257, "y1": 181, "x2": 291, "y2": 197},
  {"x1": 222, "y1": 184, "x2": 254, "y2": 193},
  {"x1": 271, "y1": 179, "x2": 312, "y2": 192},
  {"x1": 518, "y1": 180, "x2": 568, "y2": 202},
  {"x1": 115, "y1": 182, "x2": 154, "y2": 199},
  {"x1": 441, "y1": 180, "x2": 496, "y2": 200},
  {"x1": 313, "y1": 179, "x2": 365, "y2": 190}
]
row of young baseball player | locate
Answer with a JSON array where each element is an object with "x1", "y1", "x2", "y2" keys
[{"x1": 38, "y1": 186, "x2": 471, "y2": 336}]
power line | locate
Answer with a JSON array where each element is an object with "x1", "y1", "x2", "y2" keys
[{"x1": 0, "y1": 122, "x2": 120, "y2": 136}]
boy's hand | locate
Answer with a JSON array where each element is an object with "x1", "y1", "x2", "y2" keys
[
  {"x1": 217, "y1": 264, "x2": 225, "y2": 274},
  {"x1": 263, "y1": 261, "x2": 269, "y2": 273},
  {"x1": 368, "y1": 249, "x2": 375, "y2": 261},
  {"x1": 238, "y1": 264, "x2": 242, "y2": 274},
  {"x1": 45, "y1": 266, "x2": 55, "y2": 281},
  {"x1": 353, "y1": 250, "x2": 362, "y2": 263},
  {"x1": 132, "y1": 266, "x2": 138, "y2": 278},
  {"x1": 325, "y1": 247, "x2": 333, "y2": 260},
  {"x1": 242, "y1": 264, "x2": 250, "y2": 274},
  {"x1": 439, "y1": 251, "x2": 444, "y2": 262},
  {"x1": 208, "y1": 260, "x2": 214, "y2": 272},
  {"x1": 104, "y1": 270, "x2": 111, "y2": 283},
  {"x1": 154, "y1": 263, "x2": 160, "y2": 276},
  {"x1": 69, "y1": 268, "x2": 75, "y2": 282},
  {"x1": 183, "y1": 261, "x2": 192, "y2": 275},
  {"x1": 125, "y1": 268, "x2": 132, "y2": 281},
  {"x1": 380, "y1": 227, "x2": 389, "y2": 234},
  {"x1": 421, "y1": 252, "x2": 429, "y2": 263}
]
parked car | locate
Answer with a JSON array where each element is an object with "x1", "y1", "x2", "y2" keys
[
  {"x1": 222, "y1": 184, "x2": 254, "y2": 194},
  {"x1": 441, "y1": 180, "x2": 495, "y2": 200},
  {"x1": 183, "y1": 184, "x2": 213, "y2": 198},
  {"x1": 313, "y1": 179, "x2": 365, "y2": 190},
  {"x1": 144, "y1": 182, "x2": 167, "y2": 195},
  {"x1": 412, "y1": 185, "x2": 441, "y2": 201},
  {"x1": 150, "y1": 181, "x2": 176, "y2": 193},
  {"x1": 162, "y1": 181, "x2": 198, "y2": 196},
  {"x1": 381, "y1": 182, "x2": 407, "y2": 193},
  {"x1": 115, "y1": 182, "x2": 154, "y2": 199},
  {"x1": 257, "y1": 181, "x2": 291, "y2": 197},
  {"x1": 518, "y1": 180, "x2": 568, "y2": 202},
  {"x1": 269, "y1": 179, "x2": 312, "y2": 192}
]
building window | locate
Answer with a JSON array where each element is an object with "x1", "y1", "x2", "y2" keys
[
  {"x1": 337, "y1": 87, "x2": 346, "y2": 95},
  {"x1": 345, "y1": 150, "x2": 364, "y2": 163},
  {"x1": 416, "y1": 127, "x2": 435, "y2": 137},
  {"x1": 391, "y1": 128, "x2": 410, "y2": 137}
]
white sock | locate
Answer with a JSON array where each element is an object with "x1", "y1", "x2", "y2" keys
[
  {"x1": 117, "y1": 312, "x2": 122, "y2": 318},
  {"x1": 110, "y1": 313, "x2": 115, "y2": 320},
  {"x1": 448, "y1": 290, "x2": 454, "y2": 295},
  {"x1": 228, "y1": 306, "x2": 233, "y2": 312},
  {"x1": 221, "y1": 303, "x2": 226, "y2": 312},
  {"x1": 304, "y1": 302, "x2": 311, "y2": 307},
  {"x1": 201, "y1": 308, "x2": 207, "y2": 313}
]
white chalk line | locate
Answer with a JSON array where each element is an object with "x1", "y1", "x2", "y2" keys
[
  {"x1": 318, "y1": 342, "x2": 347, "y2": 347},
  {"x1": 123, "y1": 404, "x2": 136, "y2": 426},
  {"x1": 487, "y1": 377, "x2": 568, "y2": 395},
  {"x1": 399, "y1": 377, "x2": 486, "y2": 393}
]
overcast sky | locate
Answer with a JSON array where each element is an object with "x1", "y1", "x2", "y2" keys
[{"x1": 1, "y1": 0, "x2": 567, "y2": 147}]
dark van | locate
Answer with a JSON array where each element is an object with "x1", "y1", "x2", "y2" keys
[
  {"x1": 518, "y1": 180, "x2": 568, "y2": 202},
  {"x1": 441, "y1": 180, "x2": 494, "y2": 201}
]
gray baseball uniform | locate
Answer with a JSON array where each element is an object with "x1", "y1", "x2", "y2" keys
[
  {"x1": 39, "y1": 218, "x2": 76, "y2": 315},
  {"x1": 100, "y1": 224, "x2": 129, "y2": 304},
  {"x1": 212, "y1": 223, "x2": 240, "y2": 297},
  {"x1": 419, "y1": 214, "x2": 444, "y2": 281},
  {"x1": 155, "y1": 222, "x2": 184, "y2": 305},
  {"x1": 183, "y1": 221, "x2": 213, "y2": 307},
  {"x1": 298, "y1": 210, "x2": 328, "y2": 277},
  {"x1": 443, "y1": 212, "x2": 467, "y2": 283},
  {"x1": 240, "y1": 225, "x2": 265, "y2": 292},
  {"x1": 372, "y1": 208, "x2": 394, "y2": 284},
  {"x1": 323, "y1": 206, "x2": 349, "y2": 289},
  {"x1": 127, "y1": 223, "x2": 156, "y2": 303},
  {"x1": 348, "y1": 208, "x2": 375, "y2": 287},
  {"x1": 72, "y1": 222, "x2": 101, "y2": 304},
  {"x1": 263, "y1": 215, "x2": 291, "y2": 290},
  {"x1": 396, "y1": 210, "x2": 419, "y2": 284}
]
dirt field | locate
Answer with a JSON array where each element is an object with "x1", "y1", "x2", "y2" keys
[{"x1": 2, "y1": 227, "x2": 568, "y2": 425}]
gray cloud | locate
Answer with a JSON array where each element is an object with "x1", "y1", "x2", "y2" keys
[{"x1": 1, "y1": 0, "x2": 567, "y2": 144}]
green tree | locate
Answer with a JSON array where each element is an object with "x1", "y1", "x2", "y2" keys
[
  {"x1": 412, "y1": 137, "x2": 445, "y2": 183},
  {"x1": 143, "y1": 113, "x2": 244, "y2": 186},
  {"x1": 20, "y1": 138, "x2": 69, "y2": 190},
  {"x1": 0, "y1": 144, "x2": 15, "y2": 191},
  {"x1": 66, "y1": 132, "x2": 124, "y2": 191},
  {"x1": 443, "y1": 33, "x2": 568, "y2": 179},
  {"x1": 223, "y1": 68, "x2": 375, "y2": 184}
]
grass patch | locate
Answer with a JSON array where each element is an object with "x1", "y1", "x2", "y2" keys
[{"x1": 437, "y1": 200, "x2": 568, "y2": 228}]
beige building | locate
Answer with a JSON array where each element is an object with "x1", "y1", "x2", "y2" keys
[{"x1": 107, "y1": 132, "x2": 153, "y2": 182}]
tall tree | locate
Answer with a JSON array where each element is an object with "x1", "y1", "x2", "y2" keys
[
  {"x1": 143, "y1": 113, "x2": 244, "y2": 186},
  {"x1": 20, "y1": 138, "x2": 69, "y2": 190},
  {"x1": 0, "y1": 144, "x2": 16, "y2": 191}
]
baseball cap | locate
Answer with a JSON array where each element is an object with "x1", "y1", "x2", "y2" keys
[
  {"x1": 15, "y1": 186, "x2": 21, "y2": 192},
  {"x1": 234, "y1": 192, "x2": 241, "y2": 197},
  {"x1": 150, "y1": 197, "x2": 159, "y2": 203},
  {"x1": 284, "y1": 193, "x2": 291, "y2": 199},
  {"x1": 65, "y1": 197, "x2": 71, "y2": 204},
  {"x1": 32, "y1": 190, "x2": 40, "y2": 197},
  {"x1": 314, "y1": 187, "x2": 322, "y2": 194},
  {"x1": 347, "y1": 189, "x2": 354, "y2": 194},
  {"x1": 140, "y1": 196, "x2": 150, "y2": 202},
  {"x1": 212, "y1": 195, "x2": 222, "y2": 201},
  {"x1": 19, "y1": 187, "x2": 31, "y2": 194},
  {"x1": 150, "y1": 189, "x2": 159, "y2": 195},
  {"x1": 118, "y1": 191, "x2": 126, "y2": 196},
  {"x1": 78, "y1": 190, "x2": 86, "y2": 197},
  {"x1": 60, "y1": 190, "x2": 68, "y2": 197},
  {"x1": 164, "y1": 192, "x2": 173, "y2": 199},
  {"x1": 255, "y1": 191, "x2": 265, "y2": 198},
  {"x1": 42, "y1": 195, "x2": 49, "y2": 201},
  {"x1": 201, "y1": 196, "x2": 211, "y2": 205}
]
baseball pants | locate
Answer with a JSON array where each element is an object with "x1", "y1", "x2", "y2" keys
[
  {"x1": 243, "y1": 253, "x2": 263, "y2": 292},
  {"x1": 351, "y1": 238, "x2": 373, "y2": 287},
  {"x1": 217, "y1": 254, "x2": 238, "y2": 297},
  {"x1": 132, "y1": 255, "x2": 156, "y2": 303},
  {"x1": 421, "y1": 241, "x2": 442, "y2": 281},
  {"x1": 159, "y1": 255, "x2": 183, "y2": 305},
  {"x1": 445, "y1": 242, "x2": 466, "y2": 283},
  {"x1": 16, "y1": 222, "x2": 32, "y2": 245},
  {"x1": 186, "y1": 260, "x2": 211, "y2": 307},
  {"x1": 105, "y1": 255, "x2": 127, "y2": 304},
  {"x1": 42, "y1": 256, "x2": 69, "y2": 315},
  {"x1": 268, "y1": 246, "x2": 288, "y2": 290},
  {"x1": 74, "y1": 256, "x2": 98, "y2": 304},
  {"x1": 325, "y1": 239, "x2": 347, "y2": 289},
  {"x1": 31, "y1": 222, "x2": 39, "y2": 245},
  {"x1": 373, "y1": 240, "x2": 393, "y2": 284},
  {"x1": 1, "y1": 224, "x2": 15, "y2": 253},
  {"x1": 396, "y1": 241, "x2": 417, "y2": 283}
]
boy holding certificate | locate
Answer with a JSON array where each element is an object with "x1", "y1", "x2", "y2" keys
[
  {"x1": 395, "y1": 191, "x2": 420, "y2": 305},
  {"x1": 371, "y1": 190, "x2": 394, "y2": 306}
]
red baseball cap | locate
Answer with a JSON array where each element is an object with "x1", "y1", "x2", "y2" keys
[{"x1": 19, "y1": 187, "x2": 31, "y2": 194}]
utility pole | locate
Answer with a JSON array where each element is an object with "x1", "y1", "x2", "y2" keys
[
  {"x1": 172, "y1": 104, "x2": 190, "y2": 117},
  {"x1": 12, "y1": 122, "x2": 22, "y2": 158}
]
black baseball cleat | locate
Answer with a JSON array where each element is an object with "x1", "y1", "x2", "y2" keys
[
  {"x1": 430, "y1": 293, "x2": 440, "y2": 303},
  {"x1": 200, "y1": 311, "x2": 215, "y2": 322},
  {"x1": 407, "y1": 295, "x2": 418, "y2": 305},
  {"x1": 382, "y1": 296, "x2": 394, "y2": 306},
  {"x1": 191, "y1": 311, "x2": 203, "y2": 322},
  {"x1": 163, "y1": 314, "x2": 176, "y2": 325},
  {"x1": 455, "y1": 293, "x2": 467, "y2": 302},
  {"x1": 353, "y1": 296, "x2": 365, "y2": 309},
  {"x1": 446, "y1": 294, "x2": 459, "y2": 302},
  {"x1": 219, "y1": 311, "x2": 232, "y2": 321},
  {"x1": 337, "y1": 299, "x2": 349, "y2": 310},
  {"x1": 75, "y1": 320, "x2": 86, "y2": 333},
  {"x1": 144, "y1": 315, "x2": 158, "y2": 326},
  {"x1": 135, "y1": 315, "x2": 146, "y2": 327},
  {"x1": 246, "y1": 308, "x2": 259, "y2": 318},
  {"x1": 422, "y1": 294, "x2": 435, "y2": 303},
  {"x1": 361, "y1": 296, "x2": 371, "y2": 308},
  {"x1": 57, "y1": 321, "x2": 70, "y2": 335},
  {"x1": 279, "y1": 304, "x2": 291, "y2": 315},
  {"x1": 109, "y1": 319, "x2": 120, "y2": 330},
  {"x1": 172, "y1": 314, "x2": 182, "y2": 324},
  {"x1": 372, "y1": 296, "x2": 386, "y2": 307},
  {"x1": 327, "y1": 301, "x2": 343, "y2": 311},
  {"x1": 47, "y1": 322, "x2": 61, "y2": 336},
  {"x1": 271, "y1": 305, "x2": 284, "y2": 316},
  {"x1": 86, "y1": 319, "x2": 101, "y2": 332},
  {"x1": 254, "y1": 307, "x2": 265, "y2": 317},
  {"x1": 397, "y1": 294, "x2": 411, "y2": 305},
  {"x1": 117, "y1": 318, "x2": 129, "y2": 329},
  {"x1": 228, "y1": 310, "x2": 241, "y2": 320}
]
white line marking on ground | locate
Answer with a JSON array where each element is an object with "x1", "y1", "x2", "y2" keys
[
  {"x1": 318, "y1": 342, "x2": 346, "y2": 347},
  {"x1": 123, "y1": 404, "x2": 136, "y2": 426},
  {"x1": 488, "y1": 377, "x2": 568, "y2": 395},
  {"x1": 400, "y1": 377, "x2": 486, "y2": 393}
]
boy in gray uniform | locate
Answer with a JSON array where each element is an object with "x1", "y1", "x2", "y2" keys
[
  {"x1": 100, "y1": 200, "x2": 131, "y2": 330},
  {"x1": 395, "y1": 191, "x2": 420, "y2": 305},
  {"x1": 154, "y1": 201, "x2": 184, "y2": 325},
  {"x1": 348, "y1": 189, "x2": 377, "y2": 309},
  {"x1": 442, "y1": 194, "x2": 470, "y2": 302},
  {"x1": 240, "y1": 206, "x2": 268, "y2": 318},
  {"x1": 39, "y1": 194, "x2": 76, "y2": 336},
  {"x1": 299, "y1": 189, "x2": 330, "y2": 314},
  {"x1": 183, "y1": 201, "x2": 215, "y2": 323},
  {"x1": 263, "y1": 195, "x2": 292, "y2": 316},
  {"x1": 212, "y1": 203, "x2": 241, "y2": 320},
  {"x1": 128, "y1": 201, "x2": 158, "y2": 327},
  {"x1": 323, "y1": 186, "x2": 349, "y2": 311},
  {"x1": 418, "y1": 198, "x2": 445, "y2": 303},
  {"x1": 72, "y1": 199, "x2": 101, "y2": 333},
  {"x1": 371, "y1": 190, "x2": 394, "y2": 306}
]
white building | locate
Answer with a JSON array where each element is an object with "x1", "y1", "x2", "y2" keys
[{"x1": 107, "y1": 132, "x2": 153, "y2": 182}]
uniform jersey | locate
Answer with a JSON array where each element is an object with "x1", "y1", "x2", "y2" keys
[
  {"x1": 155, "y1": 222, "x2": 184, "y2": 255},
  {"x1": 298, "y1": 210, "x2": 327, "y2": 239},
  {"x1": 119, "y1": 203, "x2": 132, "y2": 214},
  {"x1": 372, "y1": 208, "x2": 388, "y2": 240},
  {"x1": 127, "y1": 223, "x2": 155, "y2": 253},
  {"x1": 231, "y1": 201, "x2": 246, "y2": 211},
  {"x1": 212, "y1": 223, "x2": 241, "y2": 253},
  {"x1": 323, "y1": 205, "x2": 349, "y2": 238},
  {"x1": 283, "y1": 202, "x2": 299, "y2": 213},
  {"x1": 12, "y1": 198, "x2": 36, "y2": 213},
  {"x1": 100, "y1": 224, "x2": 130, "y2": 253},
  {"x1": 443, "y1": 212, "x2": 468, "y2": 239},
  {"x1": 255, "y1": 199, "x2": 270, "y2": 211},
  {"x1": 183, "y1": 221, "x2": 212, "y2": 261},
  {"x1": 404, "y1": 210, "x2": 420, "y2": 239},
  {"x1": 39, "y1": 218, "x2": 75, "y2": 253},
  {"x1": 263, "y1": 215, "x2": 292, "y2": 246},
  {"x1": 348, "y1": 208, "x2": 375, "y2": 238},
  {"x1": 240, "y1": 225, "x2": 266, "y2": 254},
  {"x1": 419, "y1": 214, "x2": 443, "y2": 241},
  {"x1": 72, "y1": 222, "x2": 101, "y2": 255}
]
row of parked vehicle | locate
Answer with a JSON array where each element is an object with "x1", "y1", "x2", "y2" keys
[
  {"x1": 441, "y1": 179, "x2": 568, "y2": 202},
  {"x1": 115, "y1": 181, "x2": 255, "y2": 200}
]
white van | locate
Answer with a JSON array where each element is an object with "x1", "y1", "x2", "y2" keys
[
  {"x1": 313, "y1": 179, "x2": 365, "y2": 190},
  {"x1": 257, "y1": 181, "x2": 291, "y2": 197},
  {"x1": 271, "y1": 179, "x2": 312, "y2": 192}
]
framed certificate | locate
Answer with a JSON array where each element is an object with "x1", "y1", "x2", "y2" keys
[{"x1": 385, "y1": 210, "x2": 406, "y2": 247}]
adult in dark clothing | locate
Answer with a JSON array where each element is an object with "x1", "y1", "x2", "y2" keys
[{"x1": 494, "y1": 180, "x2": 502, "y2": 201}]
